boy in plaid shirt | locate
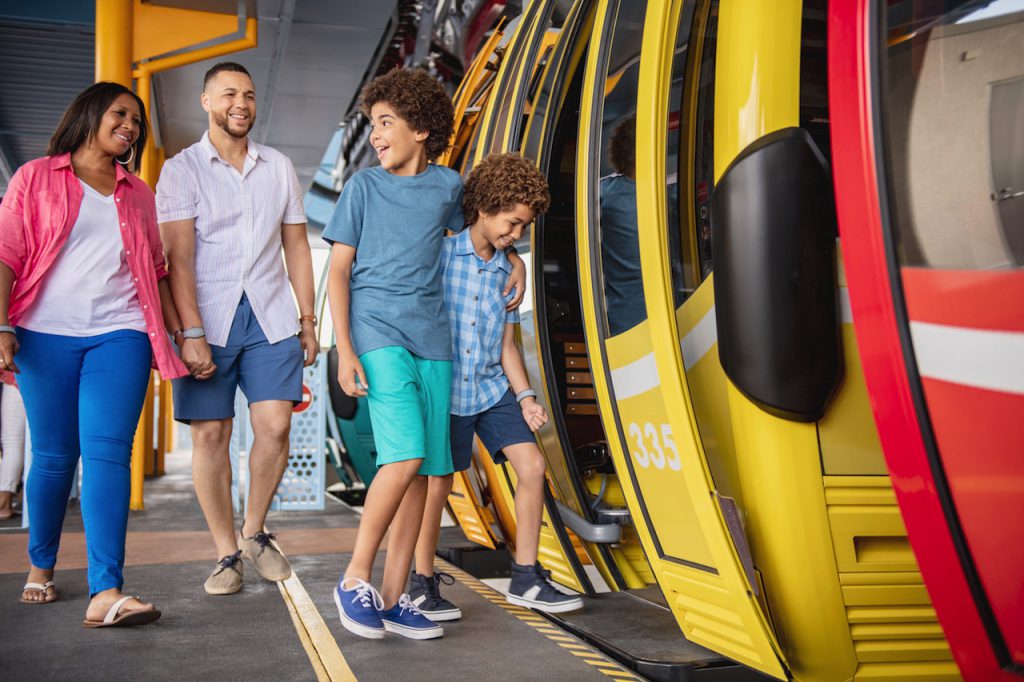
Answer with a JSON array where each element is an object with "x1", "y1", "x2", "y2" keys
[{"x1": 408, "y1": 153, "x2": 584, "y2": 619}]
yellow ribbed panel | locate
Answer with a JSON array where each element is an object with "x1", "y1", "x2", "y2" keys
[
  {"x1": 448, "y1": 471, "x2": 498, "y2": 549},
  {"x1": 823, "y1": 478, "x2": 960, "y2": 681}
]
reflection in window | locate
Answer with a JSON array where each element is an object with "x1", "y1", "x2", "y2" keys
[
  {"x1": 601, "y1": 118, "x2": 643, "y2": 335},
  {"x1": 883, "y1": 2, "x2": 1024, "y2": 268},
  {"x1": 596, "y1": 0, "x2": 647, "y2": 337},
  {"x1": 687, "y1": 2, "x2": 717, "y2": 283}
]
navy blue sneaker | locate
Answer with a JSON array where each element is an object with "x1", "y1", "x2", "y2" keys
[
  {"x1": 334, "y1": 577, "x2": 385, "y2": 639},
  {"x1": 409, "y1": 571, "x2": 462, "y2": 622},
  {"x1": 507, "y1": 562, "x2": 584, "y2": 613},
  {"x1": 378, "y1": 594, "x2": 444, "y2": 639}
]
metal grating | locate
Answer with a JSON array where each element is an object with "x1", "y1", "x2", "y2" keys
[
  {"x1": 0, "y1": 20, "x2": 94, "y2": 194},
  {"x1": 229, "y1": 354, "x2": 326, "y2": 512}
]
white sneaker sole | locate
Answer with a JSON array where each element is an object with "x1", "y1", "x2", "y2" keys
[
  {"x1": 334, "y1": 589, "x2": 385, "y2": 639},
  {"x1": 421, "y1": 607, "x2": 462, "y2": 622},
  {"x1": 382, "y1": 620, "x2": 445, "y2": 640},
  {"x1": 506, "y1": 593, "x2": 584, "y2": 614}
]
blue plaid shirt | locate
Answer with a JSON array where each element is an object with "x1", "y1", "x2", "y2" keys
[{"x1": 443, "y1": 229, "x2": 518, "y2": 416}]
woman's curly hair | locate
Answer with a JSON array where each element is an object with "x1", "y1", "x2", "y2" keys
[
  {"x1": 463, "y1": 153, "x2": 551, "y2": 221},
  {"x1": 360, "y1": 68, "x2": 455, "y2": 161}
]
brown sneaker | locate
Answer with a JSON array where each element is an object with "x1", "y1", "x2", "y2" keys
[
  {"x1": 239, "y1": 529, "x2": 292, "y2": 581},
  {"x1": 204, "y1": 551, "x2": 243, "y2": 595}
]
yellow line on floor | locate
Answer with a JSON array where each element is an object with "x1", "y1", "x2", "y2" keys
[
  {"x1": 269, "y1": 535, "x2": 355, "y2": 682},
  {"x1": 279, "y1": 573, "x2": 357, "y2": 682}
]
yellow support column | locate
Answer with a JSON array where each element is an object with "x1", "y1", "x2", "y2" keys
[{"x1": 96, "y1": 0, "x2": 151, "y2": 510}]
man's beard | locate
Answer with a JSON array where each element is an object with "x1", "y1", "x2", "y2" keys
[{"x1": 214, "y1": 110, "x2": 254, "y2": 138}]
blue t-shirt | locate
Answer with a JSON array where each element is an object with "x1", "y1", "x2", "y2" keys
[
  {"x1": 322, "y1": 164, "x2": 465, "y2": 360},
  {"x1": 599, "y1": 174, "x2": 645, "y2": 336}
]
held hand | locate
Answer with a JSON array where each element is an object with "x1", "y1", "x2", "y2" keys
[
  {"x1": 0, "y1": 332, "x2": 20, "y2": 374},
  {"x1": 338, "y1": 350, "x2": 369, "y2": 398},
  {"x1": 504, "y1": 253, "x2": 527, "y2": 311},
  {"x1": 181, "y1": 337, "x2": 217, "y2": 380},
  {"x1": 299, "y1": 325, "x2": 318, "y2": 368},
  {"x1": 521, "y1": 398, "x2": 548, "y2": 433}
]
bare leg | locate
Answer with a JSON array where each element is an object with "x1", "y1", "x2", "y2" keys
[
  {"x1": 381, "y1": 475, "x2": 429, "y2": 606},
  {"x1": 344, "y1": 458, "x2": 423, "y2": 587},
  {"x1": 503, "y1": 444, "x2": 547, "y2": 566},
  {"x1": 414, "y1": 474, "x2": 453, "y2": 577},
  {"x1": 242, "y1": 400, "x2": 292, "y2": 537},
  {"x1": 190, "y1": 418, "x2": 237, "y2": 559}
]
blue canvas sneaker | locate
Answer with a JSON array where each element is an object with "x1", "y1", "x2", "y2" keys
[
  {"x1": 334, "y1": 577, "x2": 385, "y2": 639},
  {"x1": 506, "y1": 562, "x2": 584, "y2": 613},
  {"x1": 378, "y1": 594, "x2": 445, "y2": 639},
  {"x1": 408, "y1": 571, "x2": 462, "y2": 621}
]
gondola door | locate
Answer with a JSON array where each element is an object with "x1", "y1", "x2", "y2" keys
[
  {"x1": 576, "y1": 0, "x2": 790, "y2": 677},
  {"x1": 830, "y1": 1, "x2": 1024, "y2": 678}
]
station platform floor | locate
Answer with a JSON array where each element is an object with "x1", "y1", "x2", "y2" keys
[{"x1": 0, "y1": 450, "x2": 647, "y2": 682}]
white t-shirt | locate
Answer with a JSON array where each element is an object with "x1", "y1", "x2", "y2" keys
[{"x1": 20, "y1": 179, "x2": 147, "y2": 336}]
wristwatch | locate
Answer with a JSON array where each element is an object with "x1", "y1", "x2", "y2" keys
[{"x1": 181, "y1": 327, "x2": 206, "y2": 340}]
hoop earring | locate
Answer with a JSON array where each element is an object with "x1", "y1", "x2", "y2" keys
[{"x1": 117, "y1": 145, "x2": 136, "y2": 167}]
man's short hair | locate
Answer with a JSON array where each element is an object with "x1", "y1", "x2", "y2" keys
[
  {"x1": 204, "y1": 62, "x2": 252, "y2": 90},
  {"x1": 360, "y1": 68, "x2": 455, "y2": 161},
  {"x1": 463, "y1": 153, "x2": 551, "y2": 220}
]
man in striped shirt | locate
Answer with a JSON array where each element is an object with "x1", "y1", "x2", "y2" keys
[{"x1": 157, "y1": 62, "x2": 318, "y2": 596}]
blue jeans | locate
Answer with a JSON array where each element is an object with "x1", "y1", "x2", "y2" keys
[{"x1": 16, "y1": 328, "x2": 152, "y2": 596}]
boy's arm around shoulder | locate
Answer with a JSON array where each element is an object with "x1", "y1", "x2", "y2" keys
[{"x1": 326, "y1": 243, "x2": 368, "y2": 397}]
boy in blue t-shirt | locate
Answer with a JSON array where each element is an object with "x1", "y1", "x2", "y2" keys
[
  {"x1": 323, "y1": 69, "x2": 524, "y2": 641},
  {"x1": 408, "y1": 153, "x2": 583, "y2": 620}
]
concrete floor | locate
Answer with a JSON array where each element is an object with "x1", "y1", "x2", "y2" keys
[{"x1": 0, "y1": 450, "x2": 641, "y2": 681}]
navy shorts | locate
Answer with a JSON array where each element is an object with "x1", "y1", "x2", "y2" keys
[
  {"x1": 173, "y1": 295, "x2": 303, "y2": 424},
  {"x1": 450, "y1": 390, "x2": 536, "y2": 472}
]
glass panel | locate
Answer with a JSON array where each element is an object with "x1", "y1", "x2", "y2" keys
[
  {"x1": 688, "y1": 3, "x2": 718, "y2": 283},
  {"x1": 595, "y1": 0, "x2": 647, "y2": 337},
  {"x1": 487, "y1": 1, "x2": 573, "y2": 155},
  {"x1": 882, "y1": 0, "x2": 1024, "y2": 269}
]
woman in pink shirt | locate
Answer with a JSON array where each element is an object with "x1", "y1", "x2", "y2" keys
[{"x1": 0, "y1": 82, "x2": 188, "y2": 627}]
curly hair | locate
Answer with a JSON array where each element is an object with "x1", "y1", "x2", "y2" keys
[
  {"x1": 463, "y1": 153, "x2": 551, "y2": 221},
  {"x1": 608, "y1": 116, "x2": 635, "y2": 177},
  {"x1": 360, "y1": 68, "x2": 455, "y2": 161}
]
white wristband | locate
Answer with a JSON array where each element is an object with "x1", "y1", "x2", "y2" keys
[{"x1": 515, "y1": 389, "x2": 537, "y2": 404}]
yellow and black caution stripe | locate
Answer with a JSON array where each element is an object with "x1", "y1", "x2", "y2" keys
[{"x1": 436, "y1": 558, "x2": 644, "y2": 681}]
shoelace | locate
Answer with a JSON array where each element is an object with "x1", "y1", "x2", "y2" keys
[
  {"x1": 532, "y1": 564, "x2": 565, "y2": 598},
  {"x1": 426, "y1": 572, "x2": 456, "y2": 599},
  {"x1": 252, "y1": 531, "x2": 277, "y2": 557},
  {"x1": 213, "y1": 550, "x2": 242, "y2": 576},
  {"x1": 341, "y1": 578, "x2": 385, "y2": 611},
  {"x1": 396, "y1": 593, "x2": 423, "y2": 617}
]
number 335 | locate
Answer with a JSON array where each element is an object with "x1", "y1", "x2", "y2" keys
[{"x1": 628, "y1": 422, "x2": 681, "y2": 470}]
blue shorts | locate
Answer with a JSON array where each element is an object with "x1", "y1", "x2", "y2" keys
[
  {"x1": 173, "y1": 295, "x2": 303, "y2": 424},
  {"x1": 450, "y1": 390, "x2": 535, "y2": 472},
  {"x1": 360, "y1": 346, "x2": 453, "y2": 476}
]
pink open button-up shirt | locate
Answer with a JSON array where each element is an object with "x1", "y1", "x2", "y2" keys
[{"x1": 0, "y1": 154, "x2": 188, "y2": 381}]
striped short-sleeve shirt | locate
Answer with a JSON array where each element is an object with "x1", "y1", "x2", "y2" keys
[
  {"x1": 444, "y1": 229, "x2": 518, "y2": 416},
  {"x1": 155, "y1": 132, "x2": 306, "y2": 347}
]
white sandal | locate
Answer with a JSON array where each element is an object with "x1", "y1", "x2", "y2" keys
[
  {"x1": 82, "y1": 595, "x2": 161, "y2": 628},
  {"x1": 20, "y1": 581, "x2": 57, "y2": 604}
]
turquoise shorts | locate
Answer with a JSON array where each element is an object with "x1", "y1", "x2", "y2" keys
[{"x1": 360, "y1": 346, "x2": 454, "y2": 476}]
